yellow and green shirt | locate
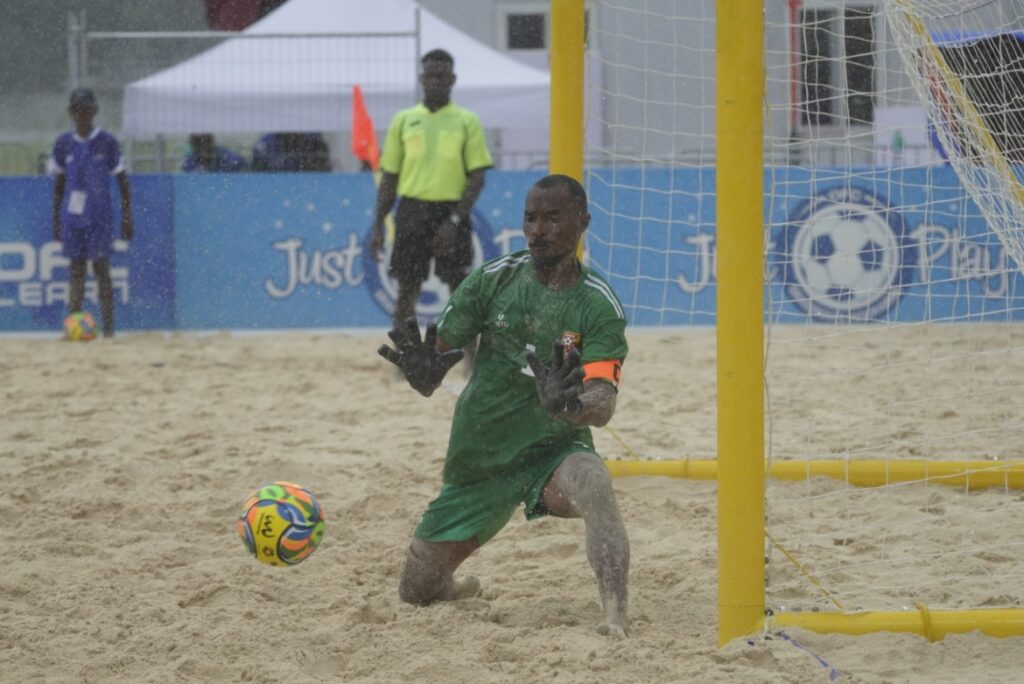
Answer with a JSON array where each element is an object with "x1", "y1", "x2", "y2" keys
[{"x1": 379, "y1": 102, "x2": 493, "y2": 201}]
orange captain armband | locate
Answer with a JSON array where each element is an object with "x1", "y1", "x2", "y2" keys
[{"x1": 582, "y1": 359, "x2": 622, "y2": 387}]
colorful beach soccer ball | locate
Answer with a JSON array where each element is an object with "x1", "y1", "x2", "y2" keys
[
  {"x1": 63, "y1": 311, "x2": 97, "y2": 341},
  {"x1": 237, "y1": 481, "x2": 325, "y2": 567}
]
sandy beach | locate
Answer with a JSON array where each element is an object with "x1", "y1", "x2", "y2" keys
[{"x1": 4, "y1": 327, "x2": 1024, "y2": 683}]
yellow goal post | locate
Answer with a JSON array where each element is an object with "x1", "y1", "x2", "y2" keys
[{"x1": 549, "y1": 0, "x2": 1024, "y2": 646}]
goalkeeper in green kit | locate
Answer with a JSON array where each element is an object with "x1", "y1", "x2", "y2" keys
[{"x1": 378, "y1": 174, "x2": 630, "y2": 637}]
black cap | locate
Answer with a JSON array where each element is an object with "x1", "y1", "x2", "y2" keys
[{"x1": 69, "y1": 88, "x2": 97, "y2": 108}]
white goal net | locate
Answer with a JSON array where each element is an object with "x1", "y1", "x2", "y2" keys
[
  {"x1": 887, "y1": 0, "x2": 1024, "y2": 274},
  {"x1": 587, "y1": 0, "x2": 1024, "y2": 621}
]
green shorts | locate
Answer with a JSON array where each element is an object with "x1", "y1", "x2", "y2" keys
[{"x1": 414, "y1": 444, "x2": 597, "y2": 545}]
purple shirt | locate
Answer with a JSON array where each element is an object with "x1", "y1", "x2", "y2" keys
[{"x1": 49, "y1": 128, "x2": 124, "y2": 229}]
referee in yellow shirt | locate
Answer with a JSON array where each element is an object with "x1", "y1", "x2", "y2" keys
[{"x1": 368, "y1": 49, "x2": 493, "y2": 331}]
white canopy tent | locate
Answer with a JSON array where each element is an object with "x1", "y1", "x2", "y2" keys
[{"x1": 121, "y1": 0, "x2": 551, "y2": 144}]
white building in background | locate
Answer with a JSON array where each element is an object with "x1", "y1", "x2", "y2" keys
[
  {"x1": 423, "y1": 0, "x2": 1023, "y2": 168},
  {"x1": 423, "y1": 0, "x2": 877, "y2": 166}
]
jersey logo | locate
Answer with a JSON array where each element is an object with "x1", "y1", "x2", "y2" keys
[
  {"x1": 562, "y1": 331, "x2": 581, "y2": 352},
  {"x1": 494, "y1": 312, "x2": 510, "y2": 329}
]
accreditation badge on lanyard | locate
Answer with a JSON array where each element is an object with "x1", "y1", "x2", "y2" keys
[
  {"x1": 67, "y1": 190, "x2": 88, "y2": 216},
  {"x1": 66, "y1": 137, "x2": 92, "y2": 221}
]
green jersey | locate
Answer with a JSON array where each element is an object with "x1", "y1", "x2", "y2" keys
[{"x1": 437, "y1": 251, "x2": 628, "y2": 485}]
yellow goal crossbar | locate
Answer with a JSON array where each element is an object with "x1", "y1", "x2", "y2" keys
[
  {"x1": 606, "y1": 459, "x2": 1024, "y2": 490},
  {"x1": 607, "y1": 457, "x2": 1024, "y2": 640},
  {"x1": 771, "y1": 607, "x2": 1024, "y2": 641}
]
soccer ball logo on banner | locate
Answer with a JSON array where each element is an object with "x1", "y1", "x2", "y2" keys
[{"x1": 775, "y1": 186, "x2": 916, "y2": 322}]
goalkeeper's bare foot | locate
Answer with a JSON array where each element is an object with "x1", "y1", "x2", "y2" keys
[
  {"x1": 597, "y1": 621, "x2": 629, "y2": 638},
  {"x1": 437, "y1": 575, "x2": 481, "y2": 601},
  {"x1": 596, "y1": 601, "x2": 629, "y2": 638}
]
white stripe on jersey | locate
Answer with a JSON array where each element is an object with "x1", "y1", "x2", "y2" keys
[
  {"x1": 585, "y1": 275, "x2": 625, "y2": 319},
  {"x1": 482, "y1": 255, "x2": 513, "y2": 272},
  {"x1": 438, "y1": 303, "x2": 453, "y2": 326},
  {"x1": 484, "y1": 253, "x2": 531, "y2": 273}
]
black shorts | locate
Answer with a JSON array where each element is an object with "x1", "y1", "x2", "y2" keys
[{"x1": 389, "y1": 198, "x2": 472, "y2": 289}]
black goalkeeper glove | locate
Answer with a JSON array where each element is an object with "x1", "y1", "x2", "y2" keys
[
  {"x1": 524, "y1": 340, "x2": 585, "y2": 418},
  {"x1": 378, "y1": 317, "x2": 464, "y2": 397}
]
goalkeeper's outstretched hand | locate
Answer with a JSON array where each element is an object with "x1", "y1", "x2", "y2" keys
[
  {"x1": 378, "y1": 317, "x2": 464, "y2": 397},
  {"x1": 525, "y1": 340, "x2": 585, "y2": 418}
]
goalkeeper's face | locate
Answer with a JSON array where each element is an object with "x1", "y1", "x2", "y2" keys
[{"x1": 523, "y1": 185, "x2": 590, "y2": 266}]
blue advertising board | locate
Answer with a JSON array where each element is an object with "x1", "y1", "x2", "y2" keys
[
  {"x1": 2, "y1": 166, "x2": 1023, "y2": 332},
  {"x1": 173, "y1": 172, "x2": 522, "y2": 328},
  {"x1": 0, "y1": 176, "x2": 175, "y2": 332},
  {"x1": 585, "y1": 165, "x2": 1024, "y2": 325},
  {"x1": 585, "y1": 167, "x2": 719, "y2": 326},
  {"x1": 766, "y1": 166, "x2": 1024, "y2": 324}
]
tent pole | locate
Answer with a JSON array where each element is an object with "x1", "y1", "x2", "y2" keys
[
  {"x1": 67, "y1": 11, "x2": 81, "y2": 90},
  {"x1": 156, "y1": 135, "x2": 166, "y2": 174},
  {"x1": 414, "y1": 8, "x2": 422, "y2": 102}
]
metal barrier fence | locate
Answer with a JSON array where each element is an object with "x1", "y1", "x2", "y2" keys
[
  {"x1": 0, "y1": 140, "x2": 941, "y2": 177},
  {"x1": 0, "y1": 138, "x2": 50, "y2": 177},
  {"x1": 0, "y1": 12, "x2": 944, "y2": 176},
  {"x1": 67, "y1": 9, "x2": 423, "y2": 172}
]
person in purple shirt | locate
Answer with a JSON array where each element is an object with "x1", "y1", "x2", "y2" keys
[
  {"x1": 251, "y1": 132, "x2": 332, "y2": 172},
  {"x1": 182, "y1": 133, "x2": 248, "y2": 172},
  {"x1": 49, "y1": 88, "x2": 134, "y2": 338}
]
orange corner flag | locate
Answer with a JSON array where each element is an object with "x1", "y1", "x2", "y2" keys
[{"x1": 351, "y1": 85, "x2": 380, "y2": 172}]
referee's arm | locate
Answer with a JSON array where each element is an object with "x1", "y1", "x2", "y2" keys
[
  {"x1": 369, "y1": 171, "x2": 399, "y2": 260},
  {"x1": 453, "y1": 168, "x2": 486, "y2": 222},
  {"x1": 373, "y1": 172, "x2": 398, "y2": 227}
]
